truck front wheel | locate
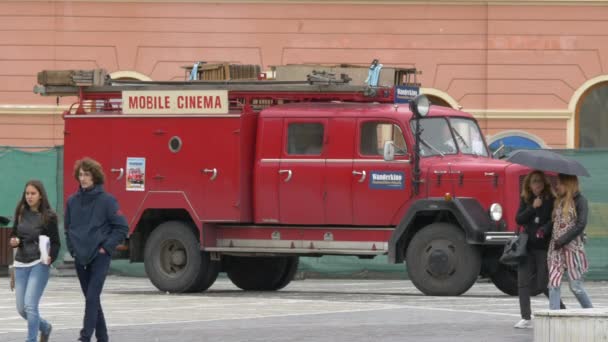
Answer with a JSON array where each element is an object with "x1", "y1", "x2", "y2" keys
[
  {"x1": 226, "y1": 256, "x2": 298, "y2": 291},
  {"x1": 144, "y1": 221, "x2": 218, "y2": 293},
  {"x1": 406, "y1": 223, "x2": 481, "y2": 296}
]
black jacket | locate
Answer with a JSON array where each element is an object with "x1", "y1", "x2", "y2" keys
[
  {"x1": 11, "y1": 209, "x2": 61, "y2": 264},
  {"x1": 542, "y1": 192, "x2": 588, "y2": 247},
  {"x1": 515, "y1": 194, "x2": 553, "y2": 250}
]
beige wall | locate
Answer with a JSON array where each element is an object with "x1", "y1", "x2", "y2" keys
[{"x1": 1, "y1": 0, "x2": 608, "y2": 147}]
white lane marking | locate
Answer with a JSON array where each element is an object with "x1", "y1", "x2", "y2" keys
[{"x1": 0, "y1": 303, "x2": 518, "y2": 335}]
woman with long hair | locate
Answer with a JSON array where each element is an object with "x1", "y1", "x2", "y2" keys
[
  {"x1": 9, "y1": 180, "x2": 60, "y2": 342},
  {"x1": 546, "y1": 173, "x2": 593, "y2": 310},
  {"x1": 513, "y1": 170, "x2": 560, "y2": 329}
]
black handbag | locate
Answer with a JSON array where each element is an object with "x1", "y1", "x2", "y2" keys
[{"x1": 499, "y1": 228, "x2": 528, "y2": 266}]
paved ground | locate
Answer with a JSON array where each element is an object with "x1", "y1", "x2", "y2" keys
[{"x1": 0, "y1": 275, "x2": 606, "y2": 342}]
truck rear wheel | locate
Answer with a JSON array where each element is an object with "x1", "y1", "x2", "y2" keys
[
  {"x1": 273, "y1": 256, "x2": 299, "y2": 290},
  {"x1": 490, "y1": 263, "x2": 544, "y2": 296},
  {"x1": 226, "y1": 256, "x2": 298, "y2": 291},
  {"x1": 406, "y1": 223, "x2": 481, "y2": 296},
  {"x1": 144, "y1": 221, "x2": 218, "y2": 293}
]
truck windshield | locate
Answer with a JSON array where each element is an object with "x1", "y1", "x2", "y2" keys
[
  {"x1": 410, "y1": 118, "x2": 457, "y2": 157},
  {"x1": 448, "y1": 118, "x2": 488, "y2": 157}
]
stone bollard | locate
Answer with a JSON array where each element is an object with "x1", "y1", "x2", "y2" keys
[{"x1": 534, "y1": 308, "x2": 608, "y2": 342}]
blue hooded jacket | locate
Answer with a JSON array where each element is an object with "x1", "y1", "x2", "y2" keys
[{"x1": 65, "y1": 185, "x2": 128, "y2": 265}]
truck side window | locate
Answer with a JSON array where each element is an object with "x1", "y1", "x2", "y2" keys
[
  {"x1": 287, "y1": 123, "x2": 324, "y2": 155},
  {"x1": 360, "y1": 122, "x2": 407, "y2": 156}
]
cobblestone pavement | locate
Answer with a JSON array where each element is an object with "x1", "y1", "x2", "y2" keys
[{"x1": 0, "y1": 276, "x2": 606, "y2": 342}]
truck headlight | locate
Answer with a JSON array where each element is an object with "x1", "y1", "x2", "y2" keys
[
  {"x1": 410, "y1": 95, "x2": 430, "y2": 118},
  {"x1": 489, "y1": 203, "x2": 503, "y2": 221}
]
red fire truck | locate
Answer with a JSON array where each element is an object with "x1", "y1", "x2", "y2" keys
[{"x1": 35, "y1": 69, "x2": 535, "y2": 296}]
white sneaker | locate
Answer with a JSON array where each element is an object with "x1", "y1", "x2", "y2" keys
[{"x1": 513, "y1": 319, "x2": 533, "y2": 329}]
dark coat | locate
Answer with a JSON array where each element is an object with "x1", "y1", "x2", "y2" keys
[
  {"x1": 515, "y1": 194, "x2": 554, "y2": 250},
  {"x1": 65, "y1": 185, "x2": 128, "y2": 266},
  {"x1": 11, "y1": 209, "x2": 60, "y2": 264}
]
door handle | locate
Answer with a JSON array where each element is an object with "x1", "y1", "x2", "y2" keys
[
  {"x1": 352, "y1": 170, "x2": 366, "y2": 183},
  {"x1": 433, "y1": 170, "x2": 448, "y2": 175},
  {"x1": 484, "y1": 172, "x2": 495, "y2": 176},
  {"x1": 110, "y1": 168, "x2": 124, "y2": 180},
  {"x1": 278, "y1": 169, "x2": 292, "y2": 182},
  {"x1": 202, "y1": 168, "x2": 218, "y2": 181}
]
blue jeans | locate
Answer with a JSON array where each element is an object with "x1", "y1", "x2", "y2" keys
[
  {"x1": 548, "y1": 272, "x2": 593, "y2": 310},
  {"x1": 75, "y1": 252, "x2": 111, "y2": 342},
  {"x1": 14, "y1": 263, "x2": 52, "y2": 342}
]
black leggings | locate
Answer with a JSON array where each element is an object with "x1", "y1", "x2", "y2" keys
[{"x1": 517, "y1": 248, "x2": 564, "y2": 319}]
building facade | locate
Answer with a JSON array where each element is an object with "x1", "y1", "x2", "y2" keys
[{"x1": 1, "y1": 0, "x2": 608, "y2": 149}]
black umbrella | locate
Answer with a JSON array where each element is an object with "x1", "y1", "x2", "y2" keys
[{"x1": 506, "y1": 149, "x2": 590, "y2": 177}]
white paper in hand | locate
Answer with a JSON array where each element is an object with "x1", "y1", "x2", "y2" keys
[{"x1": 39, "y1": 235, "x2": 50, "y2": 264}]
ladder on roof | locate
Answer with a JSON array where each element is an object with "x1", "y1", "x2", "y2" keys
[
  {"x1": 34, "y1": 69, "x2": 391, "y2": 97},
  {"x1": 34, "y1": 69, "x2": 402, "y2": 115}
]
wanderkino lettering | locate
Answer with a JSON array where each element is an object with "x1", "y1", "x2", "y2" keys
[
  {"x1": 394, "y1": 85, "x2": 420, "y2": 104},
  {"x1": 122, "y1": 90, "x2": 229, "y2": 114},
  {"x1": 369, "y1": 171, "x2": 405, "y2": 190},
  {"x1": 372, "y1": 174, "x2": 403, "y2": 181},
  {"x1": 396, "y1": 88, "x2": 418, "y2": 97}
]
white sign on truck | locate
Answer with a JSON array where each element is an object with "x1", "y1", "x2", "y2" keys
[{"x1": 122, "y1": 90, "x2": 229, "y2": 114}]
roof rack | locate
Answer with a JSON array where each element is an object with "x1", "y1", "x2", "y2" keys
[{"x1": 33, "y1": 69, "x2": 397, "y2": 106}]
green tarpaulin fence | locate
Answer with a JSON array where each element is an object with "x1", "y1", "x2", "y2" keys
[{"x1": 1, "y1": 146, "x2": 606, "y2": 280}]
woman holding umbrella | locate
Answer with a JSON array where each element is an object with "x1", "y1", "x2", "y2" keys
[
  {"x1": 545, "y1": 173, "x2": 593, "y2": 310},
  {"x1": 506, "y1": 150, "x2": 593, "y2": 312},
  {"x1": 513, "y1": 170, "x2": 560, "y2": 329}
]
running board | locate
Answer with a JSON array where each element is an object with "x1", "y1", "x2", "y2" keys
[{"x1": 203, "y1": 247, "x2": 386, "y2": 256}]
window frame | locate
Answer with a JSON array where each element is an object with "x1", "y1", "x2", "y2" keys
[
  {"x1": 357, "y1": 119, "x2": 409, "y2": 158},
  {"x1": 284, "y1": 119, "x2": 326, "y2": 157}
]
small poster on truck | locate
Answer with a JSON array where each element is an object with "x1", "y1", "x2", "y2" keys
[{"x1": 126, "y1": 157, "x2": 146, "y2": 191}]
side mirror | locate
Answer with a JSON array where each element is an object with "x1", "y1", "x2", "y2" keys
[{"x1": 383, "y1": 141, "x2": 395, "y2": 161}]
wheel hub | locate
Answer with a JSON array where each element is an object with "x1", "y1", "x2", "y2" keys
[
  {"x1": 428, "y1": 249, "x2": 450, "y2": 276},
  {"x1": 425, "y1": 241, "x2": 456, "y2": 278},
  {"x1": 160, "y1": 240, "x2": 187, "y2": 275},
  {"x1": 171, "y1": 250, "x2": 186, "y2": 266}
]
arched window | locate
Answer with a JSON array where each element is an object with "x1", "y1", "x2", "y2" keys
[
  {"x1": 577, "y1": 82, "x2": 608, "y2": 148},
  {"x1": 488, "y1": 132, "x2": 544, "y2": 155},
  {"x1": 109, "y1": 71, "x2": 152, "y2": 82},
  {"x1": 420, "y1": 88, "x2": 460, "y2": 109},
  {"x1": 426, "y1": 95, "x2": 452, "y2": 108}
]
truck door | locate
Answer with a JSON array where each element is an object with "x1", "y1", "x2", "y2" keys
[
  {"x1": 411, "y1": 118, "x2": 456, "y2": 198},
  {"x1": 108, "y1": 118, "x2": 159, "y2": 224},
  {"x1": 278, "y1": 119, "x2": 327, "y2": 224},
  {"x1": 324, "y1": 118, "x2": 355, "y2": 225},
  {"x1": 352, "y1": 120, "x2": 411, "y2": 226},
  {"x1": 63, "y1": 116, "x2": 113, "y2": 201}
]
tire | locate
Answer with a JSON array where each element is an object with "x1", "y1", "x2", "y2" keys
[
  {"x1": 490, "y1": 263, "x2": 544, "y2": 296},
  {"x1": 190, "y1": 252, "x2": 220, "y2": 292},
  {"x1": 226, "y1": 256, "x2": 294, "y2": 291},
  {"x1": 144, "y1": 221, "x2": 215, "y2": 293},
  {"x1": 273, "y1": 256, "x2": 299, "y2": 290},
  {"x1": 406, "y1": 223, "x2": 481, "y2": 296}
]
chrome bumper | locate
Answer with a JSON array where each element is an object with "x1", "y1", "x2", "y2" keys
[{"x1": 484, "y1": 231, "x2": 516, "y2": 244}]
